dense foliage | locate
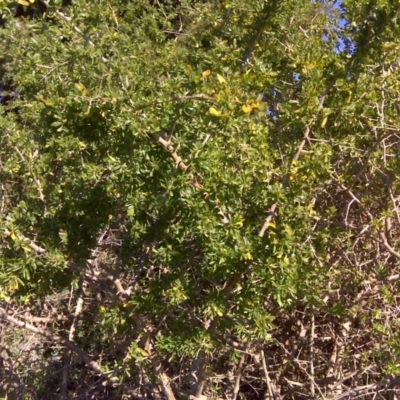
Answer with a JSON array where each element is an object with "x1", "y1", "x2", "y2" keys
[{"x1": 1, "y1": 0, "x2": 400, "y2": 399}]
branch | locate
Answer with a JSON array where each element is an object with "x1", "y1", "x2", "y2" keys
[
  {"x1": 331, "y1": 174, "x2": 400, "y2": 261},
  {"x1": 241, "y1": 31, "x2": 262, "y2": 72},
  {"x1": 325, "y1": 273, "x2": 400, "y2": 301},
  {"x1": 259, "y1": 91, "x2": 329, "y2": 237},
  {"x1": 258, "y1": 126, "x2": 310, "y2": 237},
  {"x1": 56, "y1": 10, "x2": 108, "y2": 64},
  {"x1": 4, "y1": 229, "x2": 47, "y2": 254},
  {"x1": 172, "y1": 94, "x2": 217, "y2": 103},
  {"x1": 310, "y1": 306, "x2": 315, "y2": 397},
  {"x1": 61, "y1": 280, "x2": 86, "y2": 399},
  {"x1": 190, "y1": 350, "x2": 207, "y2": 399},
  {"x1": 152, "y1": 131, "x2": 229, "y2": 225},
  {"x1": 378, "y1": 231, "x2": 400, "y2": 260},
  {"x1": 276, "y1": 340, "x2": 326, "y2": 400},
  {"x1": 231, "y1": 352, "x2": 246, "y2": 400},
  {"x1": 0, "y1": 307, "x2": 101, "y2": 373},
  {"x1": 332, "y1": 375, "x2": 400, "y2": 400},
  {"x1": 261, "y1": 350, "x2": 275, "y2": 400},
  {"x1": 144, "y1": 334, "x2": 177, "y2": 400}
]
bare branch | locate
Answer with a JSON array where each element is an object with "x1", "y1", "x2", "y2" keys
[
  {"x1": 0, "y1": 307, "x2": 101, "y2": 373},
  {"x1": 190, "y1": 350, "x2": 207, "y2": 399},
  {"x1": 61, "y1": 280, "x2": 86, "y2": 399},
  {"x1": 261, "y1": 350, "x2": 275, "y2": 400},
  {"x1": 332, "y1": 375, "x2": 400, "y2": 400},
  {"x1": 231, "y1": 352, "x2": 245, "y2": 400},
  {"x1": 172, "y1": 94, "x2": 217, "y2": 103},
  {"x1": 310, "y1": 307, "x2": 315, "y2": 397}
]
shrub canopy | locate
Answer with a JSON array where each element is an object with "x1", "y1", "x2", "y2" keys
[{"x1": 1, "y1": 0, "x2": 400, "y2": 398}]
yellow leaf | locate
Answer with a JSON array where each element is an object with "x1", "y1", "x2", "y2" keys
[
  {"x1": 10, "y1": 232, "x2": 17, "y2": 241},
  {"x1": 75, "y1": 82, "x2": 86, "y2": 91},
  {"x1": 267, "y1": 222, "x2": 276, "y2": 229},
  {"x1": 285, "y1": 225, "x2": 294, "y2": 236},
  {"x1": 18, "y1": 0, "x2": 30, "y2": 5},
  {"x1": 0, "y1": 292, "x2": 11, "y2": 303},
  {"x1": 9, "y1": 280, "x2": 19, "y2": 291},
  {"x1": 217, "y1": 73, "x2": 226, "y2": 84},
  {"x1": 209, "y1": 107, "x2": 221, "y2": 116},
  {"x1": 138, "y1": 348, "x2": 149, "y2": 357},
  {"x1": 209, "y1": 107, "x2": 230, "y2": 117},
  {"x1": 251, "y1": 102, "x2": 259, "y2": 109},
  {"x1": 202, "y1": 69, "x2": 211, "y2": 78},
  {"x1": 244, "y1": 252, "x2": 253, "y2": 260},
  {"x1": 242, "y1": 104, "x2": 252, "y2": 113},
  {"x1": 38, "y1": 95, "x2": 54, "y2": 107},
  {"x1": 185, "y1": 65, "x2": 193, "y2": 72},
  {"x1": 321, "y1": 116, "x2": 328, "y2": 128}
]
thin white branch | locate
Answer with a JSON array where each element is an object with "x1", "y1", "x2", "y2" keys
[
  {"x1": 231, "y1": 352, "x2": 246, "y2": 400},
  {"x1": 261, "y1": 350, "x2": 275, "y2": 400},
  {"x1": 61, "y1": 280, "x2": 87, "y2": 399},
  {"x1": 310, "y1": 307, "x2": 315, "y2": 396}
]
